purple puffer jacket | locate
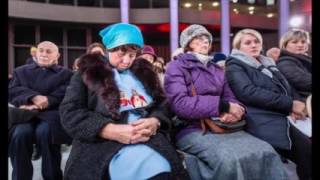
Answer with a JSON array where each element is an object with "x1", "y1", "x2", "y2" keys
[{"x1": 164, "y1": 53, "x2": 242, "y2": 139}]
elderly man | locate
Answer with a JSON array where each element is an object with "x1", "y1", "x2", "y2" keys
[{"x1": 9, "y1": 41, "x2": 73, "y2": 180}]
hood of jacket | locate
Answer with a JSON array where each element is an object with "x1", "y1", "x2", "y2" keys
[
  {"x1": 278, "y1": 50, "x2": 312, "y2": 73},
  {"x1": 229, "y1": 49, "x2": 279, "y2": 78}
]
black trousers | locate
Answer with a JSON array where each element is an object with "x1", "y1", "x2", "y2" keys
[
  {"x1": 9, "y1": 121, "x2": 62, "y2": 180},
  {"x1": 276, "y1": 125, "x2": 312, "y2": 180}
]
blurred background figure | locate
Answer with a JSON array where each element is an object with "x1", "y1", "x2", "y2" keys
[
  {"x1": 153, "y1": 57, "x2": 166, "y2": 85},
  {"x1": 140, "y1": 45, "x2": 157, "y2": 64},
  {"x1": 212, "y1": 52, "x2": 227, "y2": 70},
  {"x1": 86, "y1": 42, "x2": 106, "y2": 55},
  {"x1": 171, "y1": 48, "x2": 184, "y2": 61},
  {"x1": 266, "y1": 47, "x2": 281, "y2": 62},
  {"x1": 72, "y1": 57, "x2": 81, "y2": 72},
  {"x1": 25, "y1": 46, "x2": 37, "y2": 64}
]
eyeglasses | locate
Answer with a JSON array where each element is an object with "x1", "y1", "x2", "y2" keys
[{"x1": 194, "y1": 35, "x2": 210, "y2": 43}]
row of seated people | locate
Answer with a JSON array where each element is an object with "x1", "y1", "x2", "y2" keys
[{"x1": 8, "y1": 23, "x2": 311, "y2": 180}]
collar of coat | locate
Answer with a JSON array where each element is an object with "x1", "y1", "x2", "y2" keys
[
  {"x1": 278, "y1": 50, "x2": 312, "y2": 64},
  {"x1": 26, "y1": 62, "x2": 61, "y2": 73},
  {"x1": 174, "y1": 53, "x2": 222, "y2": 70},
  {"x1": 79, "y1": 57, "x2": 164, "y2": 120}
]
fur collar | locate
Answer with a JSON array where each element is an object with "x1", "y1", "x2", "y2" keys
[{"x1": 79, "y1": 57, "x2": 164, "y2": 120}]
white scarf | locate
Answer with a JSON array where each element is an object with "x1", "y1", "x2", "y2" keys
[{"x1": 187, "y1": 51, "x2": 213, "y2": 66}]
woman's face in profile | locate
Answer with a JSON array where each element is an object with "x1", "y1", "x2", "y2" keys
[
  {"x1": 239, "y1": 34, "x2": 262, "y2": 58},
  {"x1": 285, "y1": 38, "x2": 308, "y2": 55}
]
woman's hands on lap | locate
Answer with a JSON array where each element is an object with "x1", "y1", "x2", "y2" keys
[{"x1": 99, "y1": 117, "x2": 160, "y2": 144}]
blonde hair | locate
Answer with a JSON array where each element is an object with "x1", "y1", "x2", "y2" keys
[
  {"x1": 279, "y1": 29, "x2": 310, "y2": 49},
  {"x1": 232, "y1": 29, "x2": 263, "y2": 49}
]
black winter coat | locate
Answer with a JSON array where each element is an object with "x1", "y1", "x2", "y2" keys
[
  {"x1": 277, "y1": 50, "x2": 312, "y2": 100},
  {"x1": 59, "y1": 57, "x2": 189, "y2": 180},
  {"x1": 225, "y1": 57, "x2": 296, "y2": 150},
  {"x1": 9, "y1": 63, "x2": 73, "y2": 144}
]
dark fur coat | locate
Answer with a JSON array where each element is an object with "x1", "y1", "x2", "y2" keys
[{"x1": 59, "y1": 54, "x2": 189, "y2": 180}]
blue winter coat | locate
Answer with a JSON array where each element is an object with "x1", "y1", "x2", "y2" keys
[{"x1": 9, "y1": 63, "x2": 73, "y2": 144}]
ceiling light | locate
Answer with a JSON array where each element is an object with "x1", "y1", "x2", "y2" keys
[
  {"x1": 266, "y1": 0, "x2": 275, "y2": 5},
  {"x1": 289, "y1": 15, "x2": 304, "y2": 27},
  {"x1": 184, "y1": 3, "x2": 192, "y2": 8},
  {"x1": 198, "y1": 3, "x2": 203, "y2": 10},
  {"x1": 248, "y1": 6, "x2": 255, "y2": 11},
  {"x1": 267, "y1": 13, "x2": 274, "y2": 18},
  {"x1": 233, "y1": 8, "x2": 239, "y2": 14},
  {"x1": 212, "y1": 2, "x2": 220, "y2": 7},
  {"x1": 232, "y1": 0, "x2": 238, "y2": 3},
  {"x1": 249, "y1": 10, "x2": 254, "y2": 15}
]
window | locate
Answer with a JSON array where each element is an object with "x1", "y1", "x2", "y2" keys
[
  {"x1": 40, "y1": 26, "x2": 63, "y2": 45},
  {"x1": 14, "y1": 47, "x2": 30, "y2": 67},
  {"x1": 27, "y1": 0, "x2": 46, "y2": 3},
  {"x1": 91, "y1": 27, "x2": 103, "y2": 44},
  {"x1": 152, "y1": 0, "x2": 169, "y2": 8},
  {"x1": 67, "y1": 49, "x2": 86, "y2": 69},
  {"x1": 130, "y1": 0, "x2": 149, "y2": 8},
  {"x1": 14, "y1": 25, "x2": 35, "y2": 45},
  {"x1": 50, "y1": 0, "x2": 73, "y2": 5},
  {"x1": 102, "y1": 0, "x2": 119, "y2": 8},
  {"x1": 78, "y1": 0, "x2": 100, "y2": 7},
  {"x1": 67, "y1": 29, "x2": 86, "y2": 46}
]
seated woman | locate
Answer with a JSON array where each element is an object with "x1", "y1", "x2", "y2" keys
[
  {"x1": 277, "y1": 29, "x2": 312, "y2": 101},
  {"x1": 164, "y1": 24, "x2": 288, "y2": 180},
  {"x1": 59, "y1": 23, "x2": 189, "y2": 180},
  {"x1": 225, "y1": 28, "x2": 311, "y2": 180}
]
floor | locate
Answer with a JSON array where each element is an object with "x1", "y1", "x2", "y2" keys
[{"x1": 8, "y1": 145, "x2": 299, "y2": 180}]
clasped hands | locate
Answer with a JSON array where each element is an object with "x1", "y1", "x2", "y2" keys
[
  {"x1": 290, "y1": 100, "x2": 307, "y2": 121},
  {"x1": 100, "y1": 117, "x2": 160, "y2": 145},
  {"x1": 219, "y1": 102, "x2": 245, "y2": 123},
  {"x1": 19, "y1": 95, "x2": 48, "y2": 110}
]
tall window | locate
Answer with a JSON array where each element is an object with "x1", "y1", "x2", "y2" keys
[
  {"x1": 67, "y1": 28, "x2": 86, "y2": 68},
  {"x1": 78, "y1": 0, "x2": 100, "y2": 7},
  {"x1": 102, "y1": 0, "x2": 120, "y2": 8},
  {"x1": 13, "y1": 25, "x2": 36, "y2": 67},
  {"x1": 50, "y1": 0, "x2": 74, "y2": 5}
]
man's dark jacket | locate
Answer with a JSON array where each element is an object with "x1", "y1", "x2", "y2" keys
[{"x1": 9, "y1": 63, "x2": 73, "y2": 144}]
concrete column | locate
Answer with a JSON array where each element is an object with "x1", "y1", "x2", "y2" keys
[
  {"x1": 220, "y1": 0, "x2": 230, "y2": 55},
  {"x1": 170, "y1": 0, "x2": 179, "y2": 56},
  {"x1": 120, "y1": 0, "x2": 129, "y2": 23},
  {"x1": 279, "y1": 0, "x2": 289, "y2": 39}
]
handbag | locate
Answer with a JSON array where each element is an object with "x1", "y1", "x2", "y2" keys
[{"x1": 190, "y1": 82, "x2": 246, "y2": 134}]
